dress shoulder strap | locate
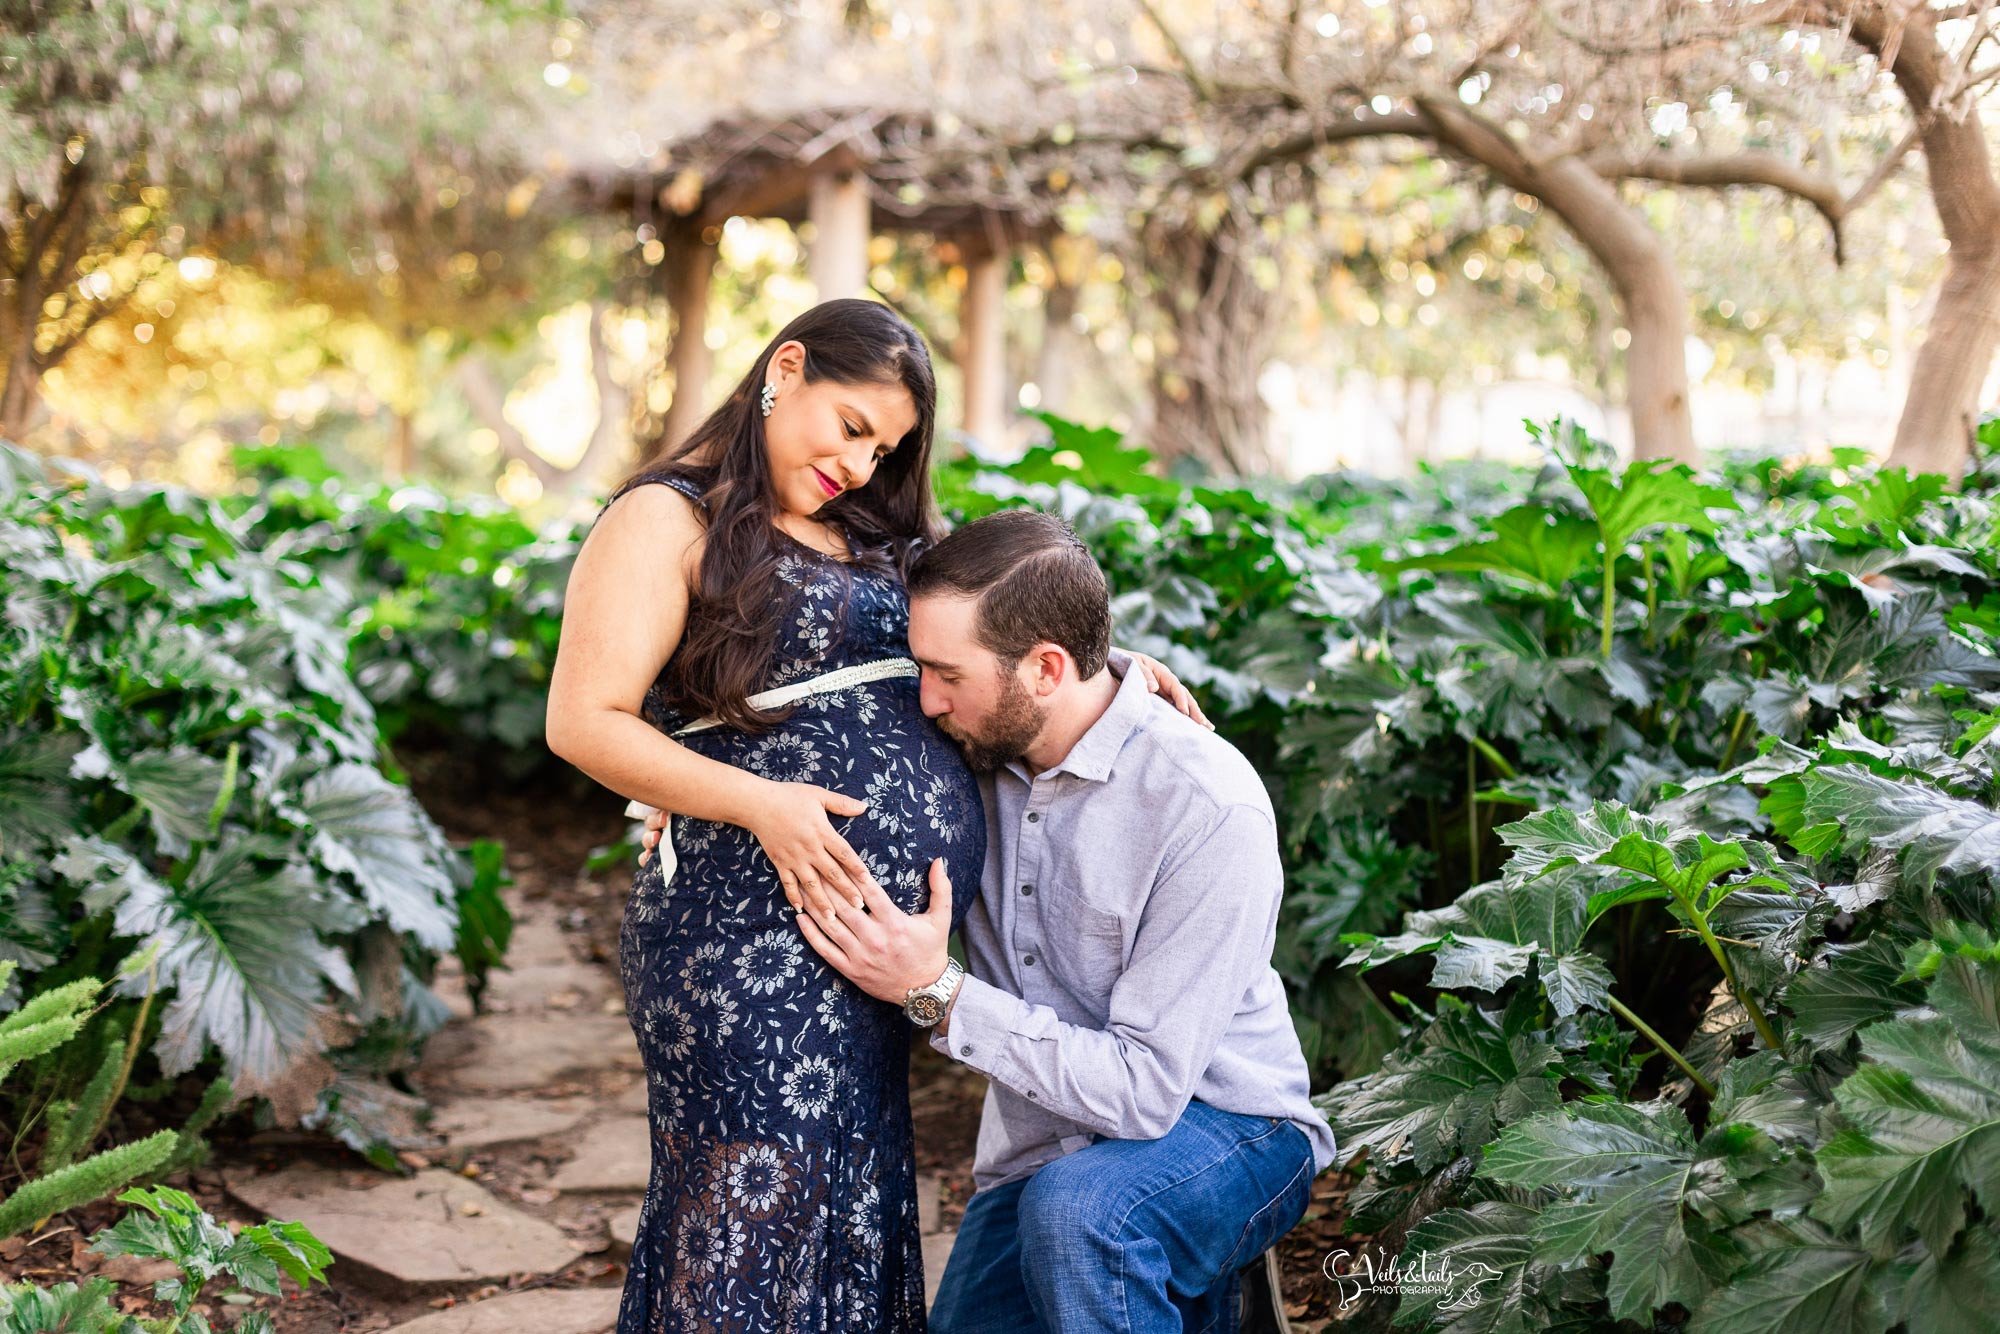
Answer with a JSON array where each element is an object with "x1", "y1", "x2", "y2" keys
[{"x1": 597, "y1": 470, "x2": 710, "y2": 522}]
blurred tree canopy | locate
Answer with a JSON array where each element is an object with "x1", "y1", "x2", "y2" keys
[
  {"x1": 3, "y1": 0, "x2": 1992, "y2": 485},
  {"x1": 0, "y1": 0, "x2": 557, "y2": 438}
]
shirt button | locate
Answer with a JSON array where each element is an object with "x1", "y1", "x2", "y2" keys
[
  {"x1": 1026, "y1": 812, "x2": 1040, "y2": 823},
  {"x1": 1027, "y1": 1090, "x2": 1038, "y2": 1100},
  {"x1": 961, "y1": 1044, "x2": 975, "y2": 1057},
  {"x1": 1023, "y1": 953, "x2": 1036, "y2": 966},
  {"x1": 1021, "y1": 884, "x2": 1034, "y2": 896}
]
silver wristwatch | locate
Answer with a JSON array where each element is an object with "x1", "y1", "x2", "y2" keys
[{"x1": 904, "y1": 958, "x2": 965, "y2": 1028}]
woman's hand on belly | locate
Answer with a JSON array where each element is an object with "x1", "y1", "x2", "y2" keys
[
  {"x1": 743, "y1": 778, "x2": 876, "y2": 923},
  {"x1": 636, "y1": 777, "x2": 877, "y2": 926}
]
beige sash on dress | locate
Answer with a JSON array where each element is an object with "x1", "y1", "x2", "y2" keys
[{"x1": 624, "y1": 656, "x2": 921, "y2": 887}]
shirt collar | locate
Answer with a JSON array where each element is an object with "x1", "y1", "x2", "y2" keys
[{"x1": 1032, "y1": 665, "x2": 1157, "y2": 784}]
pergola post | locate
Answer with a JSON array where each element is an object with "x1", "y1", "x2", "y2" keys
[
  {"x1": 808, "y1": 168, "x2": 872, "y2": 300},
  {"x1": 960, "y1": 247, "x2": 1008, "y2": 447},
  {"x1": 663, "y1": 234, "x2": 717, "y2": 449}
]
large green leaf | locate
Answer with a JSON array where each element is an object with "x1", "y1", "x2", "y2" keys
[
  {"x1": 1813, "y1": 959, "x2": 2000, "y2": 1253},
  {"x1": 71, "y1": 743, "x2": 226, "y2": 857},
  {"x1": 1392, "y1": 1201, "x2": 1604, "y2": 1333},
  {"x1": 1569, "y1": 459, "x2": 1737, "y2": 553},
  {"x1": 294, "y1": 764, "x2": 457, "y2": 950},
  {"x1": 0, "y1": 730, "x2": 81, "y2": 855},
  {"x1": 1479, "y1": 1100, "x2": 1773, "y2": 1323},
  {"x1": 1397, "y1": 503, "x2": 1599, "y2": 594},
  {"x1": 1784, "y1": 932, "x2": 1925, "y2": 1052},
  {"x1": 66, "y1": 834, "x2": 355, "y2": 1086},
  {"x1": 1802, "y1": 765, "x2": 2000, "y2": 888},
  {"x1": 1686, "y1": 1219, "x2": 1900, "y2": 1334},
  {"x1": 1493, "y1": 801, "x2": 1669, "y2": 881},
  {"x1": 1341, "y1": 865, "x2": 1620, "y2": 1016},
  {"x1": 1320, "y1": 990, "x2": 1564, "y2": 1174},
  {"x1": 1900, "y1": 1221, "x2": 2000, "y2": 1334}
]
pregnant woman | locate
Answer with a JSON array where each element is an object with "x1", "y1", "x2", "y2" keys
[{"x1": 548, "y1": 299, "x2": 982, "y2": 1331}]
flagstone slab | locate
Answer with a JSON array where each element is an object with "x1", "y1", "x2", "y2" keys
[
  {"x1": 916, "y1": 1171, "x2": 941, "y2": 1234},
  {"x1": 428, "y1": 1097, "x2": 593, "y2": 1149},
  {"x1": 482, "y1": 961, "x2": 618, "y2": 1013},
  {"x1": 923, "y1": 1230, "x2": 955, "y2": 1310},
  {"x1": 436, "y1": 1013, "x2": 639, "y2": 1093},
  {"x1": 225, "y1": 1166, "x2": 578, "y2": 1287},
  {"x1": 504, "y1": 908, "x2": 580, "y2": 968},
  {"x1": 549, "y1": 1117, "x2": 652, "y2": 1193},
  {"x1": 607, "y1": 1204, "x2": 641, "y2": 1256},
  {"x1": 383, "y1": 1286, "x2": 620, "y2": 1334}
]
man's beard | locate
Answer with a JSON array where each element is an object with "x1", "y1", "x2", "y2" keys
[{"x1": 940, "y1": 670, "x2": 1046, "y2": 772}]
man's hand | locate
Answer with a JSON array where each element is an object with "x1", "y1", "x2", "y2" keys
[
  {"x1": 796, "y1": 857, "x2": 955, "y2": 1007},
  {"x1": 638, "y1": 805, "x2": 668, "y2": 864}
]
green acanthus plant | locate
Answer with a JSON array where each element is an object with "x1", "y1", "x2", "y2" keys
[{"x1": 0, "y1": 1184, "x2": 332, "y2": 1334}]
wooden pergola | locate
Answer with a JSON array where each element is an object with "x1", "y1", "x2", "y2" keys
[{"x1": 572, "y1": 110, "x2": 1050, "y2": 451}]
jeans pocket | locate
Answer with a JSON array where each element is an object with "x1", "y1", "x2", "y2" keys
[{"x1": 1222, "y1": 1131, "x2": 1314, "y2": 1276}]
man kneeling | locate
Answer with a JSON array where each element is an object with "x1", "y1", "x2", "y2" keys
[{"x1": 799, "y1": 508, "x2": 1337, "y2": 1332}]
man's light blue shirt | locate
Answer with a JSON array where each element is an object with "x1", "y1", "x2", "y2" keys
[{"x1": 931, "y1": 662, "x2": 1339, "y2": 1190}]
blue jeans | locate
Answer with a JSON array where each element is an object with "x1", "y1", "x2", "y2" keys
[{"x1": 930, "y1": 1101, "x2": 1317, "y2": 1334}]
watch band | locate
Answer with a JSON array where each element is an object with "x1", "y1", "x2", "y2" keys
[{"x1": 903, "y1": 958, "x2": 964, "y2": 1027}]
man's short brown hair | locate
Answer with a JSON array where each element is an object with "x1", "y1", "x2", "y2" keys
[{"x1": 909, "y1": 509, "x2": 1110, "y2": 677}]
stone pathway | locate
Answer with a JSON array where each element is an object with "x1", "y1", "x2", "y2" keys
[{"x1": 221, "y1": 891, "x2": 962, "y2": 1330}]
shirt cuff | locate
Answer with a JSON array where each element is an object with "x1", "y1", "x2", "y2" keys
[{"x1": 931, "y1": 973, "x2": 1022, "y2": 1078}]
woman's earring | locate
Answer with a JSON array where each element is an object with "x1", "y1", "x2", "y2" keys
[{"x1": 759, "y1": 383, "x2": 776, "y2": 418}]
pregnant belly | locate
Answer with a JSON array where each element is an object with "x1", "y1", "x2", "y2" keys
[{"x1": 662, "y1": 689, "x2": 986, "y2": 921}]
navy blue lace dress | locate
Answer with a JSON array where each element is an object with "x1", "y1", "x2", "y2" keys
[{"x1": 612, "y1": 473, "x2": 986, "y2": 1333}]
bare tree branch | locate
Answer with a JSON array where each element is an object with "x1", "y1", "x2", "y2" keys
[
  {"x1": 1130, "y1": 0, "x2": 1216, "y2": 102},
  {"x1": 37, "y1": 275, "x2": 142, "y2": 367},
  {"x1": 1842, "y1": 121, "x2": 1923, "y2": 215},
  {"x1": 1588, "y1": 148, "x2": 1850, "y2": 258}
]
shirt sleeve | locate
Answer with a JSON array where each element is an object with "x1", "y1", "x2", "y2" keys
[{"x1": 932, "y1": 801, "x2": 1282, "y2": 1140}]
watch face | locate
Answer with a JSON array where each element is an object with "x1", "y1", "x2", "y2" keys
[{"x1": 907, "y1": 993, "x2": 945, "y2": 1026}]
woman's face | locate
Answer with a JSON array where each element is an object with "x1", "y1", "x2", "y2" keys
[{"x1": 762, "y1": 340, "x2": 919, "y2": 519}]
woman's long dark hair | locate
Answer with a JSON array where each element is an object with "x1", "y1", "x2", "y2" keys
[{"x1": 606, "y1": 298, "x2": 945, "y2": 733}]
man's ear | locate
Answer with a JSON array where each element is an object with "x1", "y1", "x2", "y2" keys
[{"x1": 1026, "y1": 642, "x2": 1071, "y2": 696}]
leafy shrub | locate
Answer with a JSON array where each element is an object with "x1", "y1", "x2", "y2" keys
[
  {"x1": 0, "y1": 1184, "x2": 332, "y2": 1334},
  {"x1": 225, "y1": 442, "x2": 580, "y2": 777},
  {"x1": 225, "y1": 417, "x2": 2000, "y2": 1104},
  {"x1": 1319, "y1": 714, "x2": 2000, "y2": 1331},
  {"x1": 0, "y1": 443, "x2": 509, "y2": 1166}
]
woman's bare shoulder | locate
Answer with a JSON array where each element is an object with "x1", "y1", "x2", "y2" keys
[{"x1": 581, "y1": 481, "x2": 708, "y2": 581}]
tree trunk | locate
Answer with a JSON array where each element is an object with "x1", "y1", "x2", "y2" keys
[
  {"x1": 1417, "y1": 98, "x2": 1698, "y2": 465},
  {"x1": 1840, "y1": 5, "x2": 2000, "y2": 477},
  {"x1": 1, "y1": 158, "x2": 88, "y2": 444},
  {"x1": 808, "y1": 168, "x2": 872, "y2": 301},
  {"x1": 389, "y1": 408, "x2": 416, "y2": 479},
  {"x1": 959, "y1": 249, "x2": 1009, "y2": 446},
  {"x1": 1396, "y1": 376, "x2": 1441, "y2": 472},
  {"x1": 0, "y1": 350, "x2": 43, "y2": 442},
  {"x1": 574, "y1": 298, "x2": 631, "y2": 492},
  {"x1": 660, "y1": 235, "x2": 716, "y2": 453},
  {"x1": 1144, "y1": 214, "x2": 1282, "y2": 474}
]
